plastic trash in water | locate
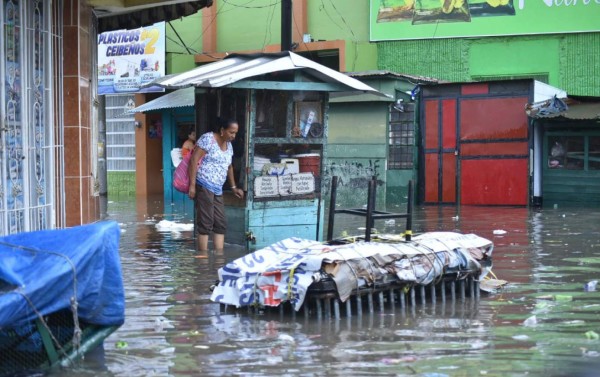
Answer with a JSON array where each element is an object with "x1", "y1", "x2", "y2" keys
[
  {"x1": 584, "y1": 280, "x2": 598, "y2": 292},
  {"x1": 155, "y1": 219, "x2": 194, "y2": 232},
  {"x1": 493, "y1": 229, "x2": 507, "y2": 235},
  {"x1": 523, "y1": 315, "x2": 537, "y2": 327}
]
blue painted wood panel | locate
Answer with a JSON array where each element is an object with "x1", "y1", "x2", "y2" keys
[
  {"x1": 248, "y1": 205, "x2": 318, "y2": 227},
  {"x1": 248, "y1": 224, "x2": 318, "y2": 251},
  {"x1": 247, "y1": 199, "x2": 325, "y2": 250},
  {"x1": 251, "y1": 198, "x2": 319, "y2": 210}
]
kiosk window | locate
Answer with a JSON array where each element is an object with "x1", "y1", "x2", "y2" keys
[{"x1": 548, "y1": 135, "x2": 588, "y2": 171}]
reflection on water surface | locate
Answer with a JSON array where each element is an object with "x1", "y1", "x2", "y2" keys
[{"x1": 63, "y1": 198, "x2": 600, "y2": 376}]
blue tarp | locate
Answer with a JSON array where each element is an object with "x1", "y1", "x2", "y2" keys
[{"x1": 0, "y1": 221, "x2": 124, "y2": 328}]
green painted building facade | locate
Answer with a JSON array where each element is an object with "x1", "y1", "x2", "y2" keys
[
  {"x1": 155, "y1": 0, "x2": 599, "y2": 214},
  {"x1": 377, "y1": 33, "x2": 600, "y2": 97}
]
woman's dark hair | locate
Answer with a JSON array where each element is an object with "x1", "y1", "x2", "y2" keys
[{"x1": 216, "y1": 117, "x2": 237, "y2": 131}]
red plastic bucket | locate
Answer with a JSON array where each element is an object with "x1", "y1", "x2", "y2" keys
[{"x1": 293, "y1": 153, "x2": 321, "y2": 176}]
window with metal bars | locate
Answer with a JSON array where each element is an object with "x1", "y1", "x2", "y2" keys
[{"x1": 388, "y1": 102, "x2": 415, "y2": 170}]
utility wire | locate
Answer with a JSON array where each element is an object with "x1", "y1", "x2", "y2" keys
[
  {"x1": 222, "y1": 0, "x2": 281, "y2": 9},
  {"x1": 327, "y1": 0, "x2": 358, "y2": 71},
  {"x1": 168, "y1": 21, "x2": 194, "y2": 54},
  {"x1": 261, "y1": 0, "x2": 278, "y2": 51},
  {"x1": 166, "y1": 35, "x2": 199, "y2": 54},
  {"x1": 292, "y1": 7, "x2": 313, "y2": 59}
]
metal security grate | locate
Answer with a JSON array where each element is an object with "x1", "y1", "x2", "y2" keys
[{"x1": 388, "y1": 102, "x2": 415, "y2": 170}]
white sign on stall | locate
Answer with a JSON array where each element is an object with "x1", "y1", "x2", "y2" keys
[
  {"x1": 291, "y1": 173, "x2": 315, "y2": 195},
  {"x1": 254, "y1": 176, "x2": 279, "y2": 198},
  {"x1": 255, "y1": 173, "x2": 315, "y2": 198},
  {"x1": 278, "y1": 175, "x2": 292, "y2": 196}
]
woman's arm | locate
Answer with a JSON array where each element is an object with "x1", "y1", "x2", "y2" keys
[
  {"x1": 187, "y1": 147, "x2": 205, "y2": 199},
  {"x1": 227, "y1": 165, "x2": 244, "y2": 199}
]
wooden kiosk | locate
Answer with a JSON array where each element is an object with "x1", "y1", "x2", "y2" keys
[{"x1": 156, "y1": 52, "x2": 384, "y2": 249}]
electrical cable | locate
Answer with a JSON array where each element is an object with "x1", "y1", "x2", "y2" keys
[
  {"x1": 261, "y1": 0, "x2": 277, "y2": 52},
  {"x1": 168, "y1": 21, "x2": 194, "y2": 54}
]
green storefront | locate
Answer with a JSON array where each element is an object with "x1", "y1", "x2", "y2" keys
[{"x1": 529, "y1": 100, "x2": 600, "y2": 207}]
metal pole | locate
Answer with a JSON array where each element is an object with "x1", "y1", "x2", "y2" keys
[
  {"x1": 281, "y1": 0, "x2": 292, "y2": 51},
  {"x1": 365, "y1": 178, "x2": 376, "y2": 242},
  {"x1": 327, "y1": 176, "x2": 339, "y2": 241},
  {"x1": 405, "y1": 180, "x2": 413, "y2": 241},
  {"x1": 97, "y1": 95, "x2": 108, "y2": 219}
]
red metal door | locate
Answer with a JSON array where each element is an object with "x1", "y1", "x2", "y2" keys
[
  {"x1": 423, "y1": 99, "x2": 457, "y2": 204},
  {"x1": 458, "y1": 96, "x2": 529, "y2": 205}
]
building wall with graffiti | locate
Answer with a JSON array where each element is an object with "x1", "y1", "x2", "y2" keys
[{"x1": 327, "y1": 102, "x2": 388, "y2": 209}]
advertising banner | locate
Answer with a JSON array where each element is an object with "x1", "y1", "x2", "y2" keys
[
  {"x1": 97, "y1": 22, "x2": 165, "y2": 94},
  {"x1": 370, "y1": 0, "x2": 600, "y2": 41}
]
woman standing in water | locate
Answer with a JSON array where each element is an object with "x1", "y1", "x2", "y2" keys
[{"x1": 187, "y1": 118, "x2": 244, "y2": 253}]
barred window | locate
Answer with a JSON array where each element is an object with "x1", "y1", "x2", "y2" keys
[{"x1": 388, "y1": 102, "x2": 415, "y2": 170}]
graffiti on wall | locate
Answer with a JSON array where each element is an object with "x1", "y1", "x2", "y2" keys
[{"x1": 325, "y1": 159, "x2": 384, "y2": 188}]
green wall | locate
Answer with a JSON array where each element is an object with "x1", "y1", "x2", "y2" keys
[
  {"x1": 378, "y1": 32, "x2": 600, "y2": 96},
  {"x1": 166, "y1": 3, "x2": 600, "y2": 94},
  {"x1": 165, "y1": 11, "x2": 203, "y2": 74},
  {"x1": 214, "y1": 0, "x2": 377, "y2": 72}
]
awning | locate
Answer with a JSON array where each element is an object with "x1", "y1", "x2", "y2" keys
[
  {"x1": 527, "y1": 97, "x2": 600, "y2": 120},
  {"x1": 128, "y1": 87, "x2": 194, "y2": 113},
  {"x1": 92, "y1": 0, "x2": 213, "y2": 33},
  {"x1": 148, "y1": 51, "x2": 391, "y2": 98}
]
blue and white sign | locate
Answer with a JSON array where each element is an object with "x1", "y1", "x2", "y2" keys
[{"x1": 97, "y1": 22, "x2": 165, "y2": 94}]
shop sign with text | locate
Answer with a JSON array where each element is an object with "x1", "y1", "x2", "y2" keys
[{"x1": 97, "y1": 22, "x2": 165, "y2": 94}]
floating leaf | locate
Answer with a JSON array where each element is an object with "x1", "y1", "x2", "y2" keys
[
  {"x1": 585, "y1": 331, "x2": 599, "y2": 340},
  {"x1": 554, "y1": 295, "x2": 573, "y2": 302}
]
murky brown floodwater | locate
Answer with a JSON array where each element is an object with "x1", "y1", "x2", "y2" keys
[{"x1": 58, "y1": 198, "x2": 600, "y2": 377}]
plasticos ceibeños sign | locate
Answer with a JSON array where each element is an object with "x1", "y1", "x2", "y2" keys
[{"x1": 97, "y1": 22, "x2": 165, "y2": 95}]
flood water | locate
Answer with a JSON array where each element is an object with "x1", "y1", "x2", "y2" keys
[{"x1": 66, "y1": 198, "x2": 600, "y2": 376}]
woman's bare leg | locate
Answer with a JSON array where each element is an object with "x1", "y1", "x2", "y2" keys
[
  {"x1": 198, "y1": 234, "x2": 209, "y2": 252},
  {"x1": 213, "y1": 233, "x2": 225, "y2": 252}
]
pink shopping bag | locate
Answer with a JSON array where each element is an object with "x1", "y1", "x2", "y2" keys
[{"x1": 173, "y1": 153, "x2": 202, "y2": 193}]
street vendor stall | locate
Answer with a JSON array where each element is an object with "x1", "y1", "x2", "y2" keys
[{"x1": 150, "y1": 52, "x2": 387, "y2": 249}]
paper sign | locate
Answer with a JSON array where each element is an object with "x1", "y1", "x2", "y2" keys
[
  {"x1": 254, "y1": 176, "x2": 279, "y2": 197},
  {"x1": 278, "y1": 175, "x2": 292, "y2": 196},
  {"x1": 291, "y1": 173, "x2": 315, "y2": 194}
]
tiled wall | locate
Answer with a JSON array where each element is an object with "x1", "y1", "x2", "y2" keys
[{"x1": 63, "y1": 0, "x2": 100, "y2": 225}]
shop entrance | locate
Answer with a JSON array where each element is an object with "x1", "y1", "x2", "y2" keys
[{"x1": 421, "y1": 82, "x2": 530, "y2": 206}]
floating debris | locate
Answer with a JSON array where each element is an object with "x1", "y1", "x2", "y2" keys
[
  {"x1": 523, "y1": 315, "x2": 537, "y2": 327},
  {"x1": 584, "y1": 280, "x2": 598, "y2": 292},
  {"x1": 155, "y1": 219, "x2": 194, "y2": 232}
]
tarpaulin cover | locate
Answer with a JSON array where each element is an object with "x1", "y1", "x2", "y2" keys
[
  {"x1": 0, "y1": 221, "x2": 124, "y2": 328},
  {"x1": 211, "y1": 232, "x2": 493, "y2": 311}
]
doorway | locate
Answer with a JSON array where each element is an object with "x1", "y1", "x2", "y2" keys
[{"x1": 421, "y1": 89, "x2": 530, "y2": 206}]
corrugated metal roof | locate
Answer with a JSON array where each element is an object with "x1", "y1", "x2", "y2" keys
[
  {"x1": 128, "y1": 87, "x2": 194, "y2": 113},
  {"x1": 345, "y1": 70, "x2": 441, "y2": 84},
  {"x1": 527, "y1": 97, "x2": 600, "y2": 120},
  {"x1": 149, "y1": 51, "x2": 390, "y2": 98},
  {"x1": 546, "y1": 102, "x2": 600, "y2": 120}
]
